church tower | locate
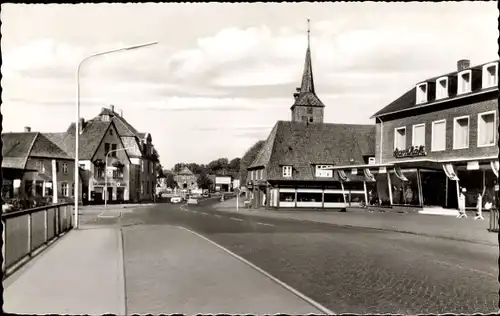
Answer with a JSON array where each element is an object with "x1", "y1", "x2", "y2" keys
[{"x1": 291, "y1": 19, "x2": 325, "y2": 124}]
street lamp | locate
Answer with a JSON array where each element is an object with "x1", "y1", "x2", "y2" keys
[
  {"x1": 74, "y1": 41, "x2": 158, "y2": 229},
  {"x1": 104, "y1": 146, "x2": 135, "y2": 207}
]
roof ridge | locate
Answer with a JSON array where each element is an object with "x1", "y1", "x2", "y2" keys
[{"x1": 24, "y1": 132, "x2": 40, "y2": 168}]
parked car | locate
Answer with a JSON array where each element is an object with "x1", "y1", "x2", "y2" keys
[
  {"x1": 187, "y1": 197, "x2": 199, "y2": 205},
  {"x1": 170, "y1": 196, "x2": 183, "y2": 204}
]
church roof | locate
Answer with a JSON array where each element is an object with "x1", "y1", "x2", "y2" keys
[{"x1": 291, "y1": 24, "x2": 325, "y2": 109}]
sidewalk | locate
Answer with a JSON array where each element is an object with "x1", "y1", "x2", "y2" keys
[
  {"x1": 3, "y1": 224, "x2": 328, "y2": 315},
  {"x1": 3, "y1": 228, "x2": 125, "y2": 315},
  {"x1": 214, "y1": 199, "x2": 498, "y2": 246}
]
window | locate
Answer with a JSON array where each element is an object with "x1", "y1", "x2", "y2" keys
[
  {"x1": 301, "y1": 116, "x2": 307, "y2": 122},
  {"x1": 412, "y1": 124, "x2": 425, "y2": 147},
  {"x1": 44, "y1": 182, "x2": 53, "y2": 196},
  {"x1": 436, "y1": 77, "x2": 448, "y2": 100},
  {"x1": 483, "y1": 63, "x2": 498, "y2": 89},
  {"x1": 458, "y1": 70, "x2": 471, "y2": 94},
  {"x1": 478, "y1": 111, "x2": 496, "y2": 147},
  {"x1": 141, "y1": 160, "x2": 144, "y2": 172},
  {"x1": 151, "y1": 162, "x2": 154, "y2": 174},
  {"x1": 282, "y1": 166, "x2": 292, "y2": 178},
  {"x1": 72, "y1": 183, "x2": 75, "y2": 196},
  {"x1": 394, "y1": 127, "x2": 406, "y2": 150},
  {"x1": 307, "y1": 107, "x2": 313, "y2": 114},
  {"x1": 105, "y1": 143, "x2": 110, "y2": 156},
  {"x1": 61, "y1": 182, "x2": 69, "y2": 197},
  {"x1": 453, "y1": 116, "x2": 469, "y2": 149},
  {"x1": 141, "y1": 182, "x2": 144, "y2": 194},
  {"x1": 431, "y1": 120, "x2": 446, "y2": 151},
  {"x1": 111, "y1": 144, "x2": 117, "y2": 157},
  {"x1": 416, "y1": 83, "x2": 428, "y2": 104},
  {"x1": 62, "y1": 163, "x2": 68, "y2": 174},
  {"x1": 101, "y1": 114, "x2": 109, "y2": 122},
  {"x1": 315, "y1": 165, "x2": 333, "y2": 177},
  {"x1": 79, "y1": 163, "x2": 86, "y2": 169},
  {"x1": 36, "y1": 160, "x2": 45, "y2": 172},
  {"x1": 110, "y1": 129, "x2": 114, "y2": 136},
  {"x1": 368, "y1": 157, "x2": 376, "y2": 165},
  {"x1": 96, "y1": 166, "x2": 104, "y2": 178}
]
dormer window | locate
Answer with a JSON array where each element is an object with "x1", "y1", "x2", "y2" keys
[
  {"x1": 457, "y1": 70, "x2": 472, "y2": 95},
  {"x1": 101, "y1": 114, "x2": 110, "y2": 122},
  {"x1": 416, "y1": 83, "x2": 428, "y2": 104},
  {"x1": 315, "y1": 165, "x2": 334, "y2": 177},
  {"x1": 435, "y1": 77, "x2": 449, "y2": 100},
  {"x1": 282, "y1": 166, "x2": 292, "y2": 178},
  {"x1": 482, "y1": 62, "x2": 498, "y2": 89}
]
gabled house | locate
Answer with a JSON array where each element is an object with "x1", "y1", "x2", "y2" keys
[
  {"x1": 174, "y1": 166, "x2": 198, "y2": 192},
  {"x1": 60, "y1": 118, "x2": 132, "y2": 204},
  {"x1": 334, "y1": 59, "x2": 499, "y2": 213},
  {"x1": 2, "y1": 127, "x2": 79, "y2": 203},
  {"x1": 94, "y1": 105, "x2": 159, "y2": 202},
  {"x1": 246, "y1": 26, "x2": 376, "y2": 209}
]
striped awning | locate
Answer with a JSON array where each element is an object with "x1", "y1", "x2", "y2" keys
[
  {"x1": 394, "y1": 166, "x2": 408, "y2": 181},
  {"x1": 443, "y1": 163, "x2": 459, "y2": 181},
  {"x1": 363, "y1": 168, "x2": 376, "y2": 182},
  {"x1": 337, "y1": 170, "x2": 349, "y2": 181},
  {"x1": 491, "y1": 161, "x2": 499, "y2": 177}
]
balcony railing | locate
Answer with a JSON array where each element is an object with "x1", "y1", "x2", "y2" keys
[{"x1": 2, "y1": 202, "x2": 74, "y2": 279}]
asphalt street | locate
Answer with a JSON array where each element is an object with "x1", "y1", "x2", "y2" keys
[{"x1": 85, "y1": 198, "x2": 500, "y2": 314}]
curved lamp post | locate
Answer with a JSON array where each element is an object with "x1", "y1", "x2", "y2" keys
[
  {"x1": 104, "y1": 146, "x2": 135, "y2": 208},
  {"x1": 74, "y1": 41, "x2": 158, "y2": 229}
]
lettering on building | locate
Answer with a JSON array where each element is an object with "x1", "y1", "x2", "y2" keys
[{"x1": 393, "y1": 145, "x2": 427, "y2": 158}]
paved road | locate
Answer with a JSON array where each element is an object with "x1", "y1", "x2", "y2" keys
[{"x1": 86, "y1": 199, "x2": 499, "y2": 314}]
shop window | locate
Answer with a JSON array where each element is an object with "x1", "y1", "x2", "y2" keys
[
  {"x1": 394, "y1": 127, "x2": 406, "y2": 150},
  {"x1": 25, "y1": 181, "x2": 33, "y2": 197},
  {"x1": 62, "y1": 163, "x2": 68, "y2": 174},
  {"x1": 436, "y1": 77, "x2": 448, "y2": 100},
  {"x1": 453, "y1": 116, "x2": 469, "y2": 149},
  {"x1": 296, "y1": 192, "x2": 322, "y2": 202},
  {"x1": 431, "y1": 120, "x2": 446, "y2": 151},
  {"x1": 279, "y1": 192, "x2": 295, "y2": 202},
  {"x1": 478, "y1": 111, "x2": 496, "y2": 147},
  {"x1": 35, "y1": 181, "x2": 44, "y2": 196},
  {"x1": 389, "y1": 170, "x2": 420, "y2": 206},
  {"x1": 44, "y1": 182, "x2": 53, "y2": 196},
  {"x1": 412, "y1": 123, "x2": 425, "y2": 147},
  {"x1": 323, "y1": 193, "x2": 344, "y2": 203}
]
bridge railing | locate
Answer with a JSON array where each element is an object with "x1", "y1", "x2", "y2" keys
[{"x1": 2, "y1": 203, "x2": 74, "y2": 279}]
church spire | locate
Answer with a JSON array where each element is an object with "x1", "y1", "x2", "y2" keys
[{"x1": 300, "y1": 18, "x2": 315, "y2": 95}]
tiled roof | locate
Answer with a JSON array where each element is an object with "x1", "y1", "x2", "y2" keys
[
  {"x1": 177, "y1": 166, "x2": 194, "y2": 176},
  {"x1": 249, "y1": 121, "x2": 375, "y2": 181},
  {"x1": 291, "y1": 45, "x2": 325, "y2": 109},
  {"x1": 372, "y1": 59, "x2": 500, "y2": 118},
  {"x1": 65, "y1": 119, "x2": 112, "y2": 159},
  {"x1": 31, "y1": 133, "x2": 72, "y2": 159},
  {"x1": 2, "y1": 132, "x2": 38, "y2": 169}
]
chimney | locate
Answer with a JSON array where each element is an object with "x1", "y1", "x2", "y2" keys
[
  {"x1": 110, "y1": 104, "x2": 115, "y2": 112},
  {"x1": 78, "y1": 118, "x2": 85, "y2": 134},
  {"x1": 457, "y1": 59, "x2": 471, "y2": 72},
  {"x1": 120, "y1": 109, "x2": 123, "y2": 117},
  {"x1": 24, "y1": 126, "x2": 31, "y2": 132}
]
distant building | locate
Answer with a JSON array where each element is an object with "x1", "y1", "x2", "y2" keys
[
  {"x1": 174, "y1": 166, "x2": 198, "y2": 192},
  {"x1": 2, "y1": 127, "x2": 81, "y2": 203},
  {"x1": 334, "y1": 59, "x2": 499, "y2": 213}
]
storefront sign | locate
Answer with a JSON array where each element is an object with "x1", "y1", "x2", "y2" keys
[
  {"x1": 466, "y1": 161, "x2": 479, "y2": 170},
  {"x1": 351, "y1": 168, "x2": 358, "y2": 175},
  {"x1": 495, "y1": 184, "x2": 499, "y2": 192},
  {"x1": 379, "y1": 167, "x2": 387, "y2": 174},
  {"x1": 393, "y1": 145, "x2": 427, "y2": 158}
]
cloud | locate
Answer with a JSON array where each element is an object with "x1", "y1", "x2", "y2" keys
[{"x1": 145, "y1": 97, "x2": 264, "y2": 112}]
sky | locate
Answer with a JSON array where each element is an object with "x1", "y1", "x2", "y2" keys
[{"x1": 1, "y1": 2, "x2": 498, "y2": 169}]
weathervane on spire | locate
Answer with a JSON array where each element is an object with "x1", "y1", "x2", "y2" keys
[{"x1": 307, "y1": 18, "x2": 311, "y2": 48}]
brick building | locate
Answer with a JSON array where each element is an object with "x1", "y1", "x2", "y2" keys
[{"x1": 333, "y1": 59, "x2": 499, "y2": 213}]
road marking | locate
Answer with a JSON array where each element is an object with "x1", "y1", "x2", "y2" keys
[
  {"x1": 200, "y1": 213, "x2": 208, "y2": 216},
  {"x1": 214, "y1": 214, "x2": 222, "y2": 218},
  {"x1": 256, "y1": 222, "x2": 275, "y2": 227},
  {"x1": 229, "y1": 217, "x2": 244, "y2": 221},
  {"x1": 177, "y1": 226, "x2": 334, "y2": 315}
]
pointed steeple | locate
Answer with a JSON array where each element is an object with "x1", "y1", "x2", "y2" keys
[{"x1": 300, "y1": 19, "x2": 315, "y2": 95}]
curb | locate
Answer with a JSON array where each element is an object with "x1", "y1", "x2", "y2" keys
[
  {"x1": 176, "y1": 226, "x2": 334, "y2": 315},
  {"x1": 212, "y1": 206, "x2": 496, "y2": 247},
  {"x1": 118, "y1": 228, "x2": 127, "y2": 316}
]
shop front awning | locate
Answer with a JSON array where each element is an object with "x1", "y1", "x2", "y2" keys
[
  {"x1": 327, "y1": 163, "x2": 394, "y2": 170},
  {"x1": 393, "y1": 166, "x2": 408, "y2": 181},
  {"x1": 363, "y1": 168, "x2": 376, "y2": 182},
  {"x1": 491, "y1": 161, "x2": 499, "y2": 177},
  {"x1": 443, "y1": 163, "x2": 459, "y2": 181},
  {"x1": 337, "y1": 170, "x2": 349, "y2": 181}
]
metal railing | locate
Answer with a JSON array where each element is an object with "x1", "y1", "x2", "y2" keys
[
  {"x1": 488, "y1": 209, "x2": 499, "y2": 232},
  {"x1": 2, "y1": 202, "x2": 74, "y2": 279}
]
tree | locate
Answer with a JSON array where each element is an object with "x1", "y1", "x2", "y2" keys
[
  {"x1": 197, "y1": 171, "x2": 213, "y2": 190},
  {"x1": 173, "y1": 163, "x2": 184, "y2": 173},
  {"x1": 240, "y1": 140, "x2": 265, "y2": 184},
  {"x1": 165, "y1": 173, "x2": 177, "y2": 189},
  {"x1": 228, "y1": 158, "x2": 241, "y2": 172},
  {"x1": 207, "y1": 158, "x2": 229, "y2": 174},
  {"x1": 156, "y1": 163, "x2": 166, "y2": 178}
]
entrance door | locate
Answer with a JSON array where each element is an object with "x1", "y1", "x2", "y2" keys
[
  {"x1": 421, "y1": 171, "x2": 447, "y2": 207},
  {"x1": 116, "y1": 187, "x2": 124, "y2": 202},
  {"x1": 107, "y1": 187, "x2": 113, "y2": 203}
]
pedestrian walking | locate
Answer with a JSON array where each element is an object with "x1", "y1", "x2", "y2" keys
[
  {"x1": 475, "y1": 192, "x2": 484, "y2": 220},
  {"x1": 457, "y1": 187, "x2": 468, "y2": 219}
]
